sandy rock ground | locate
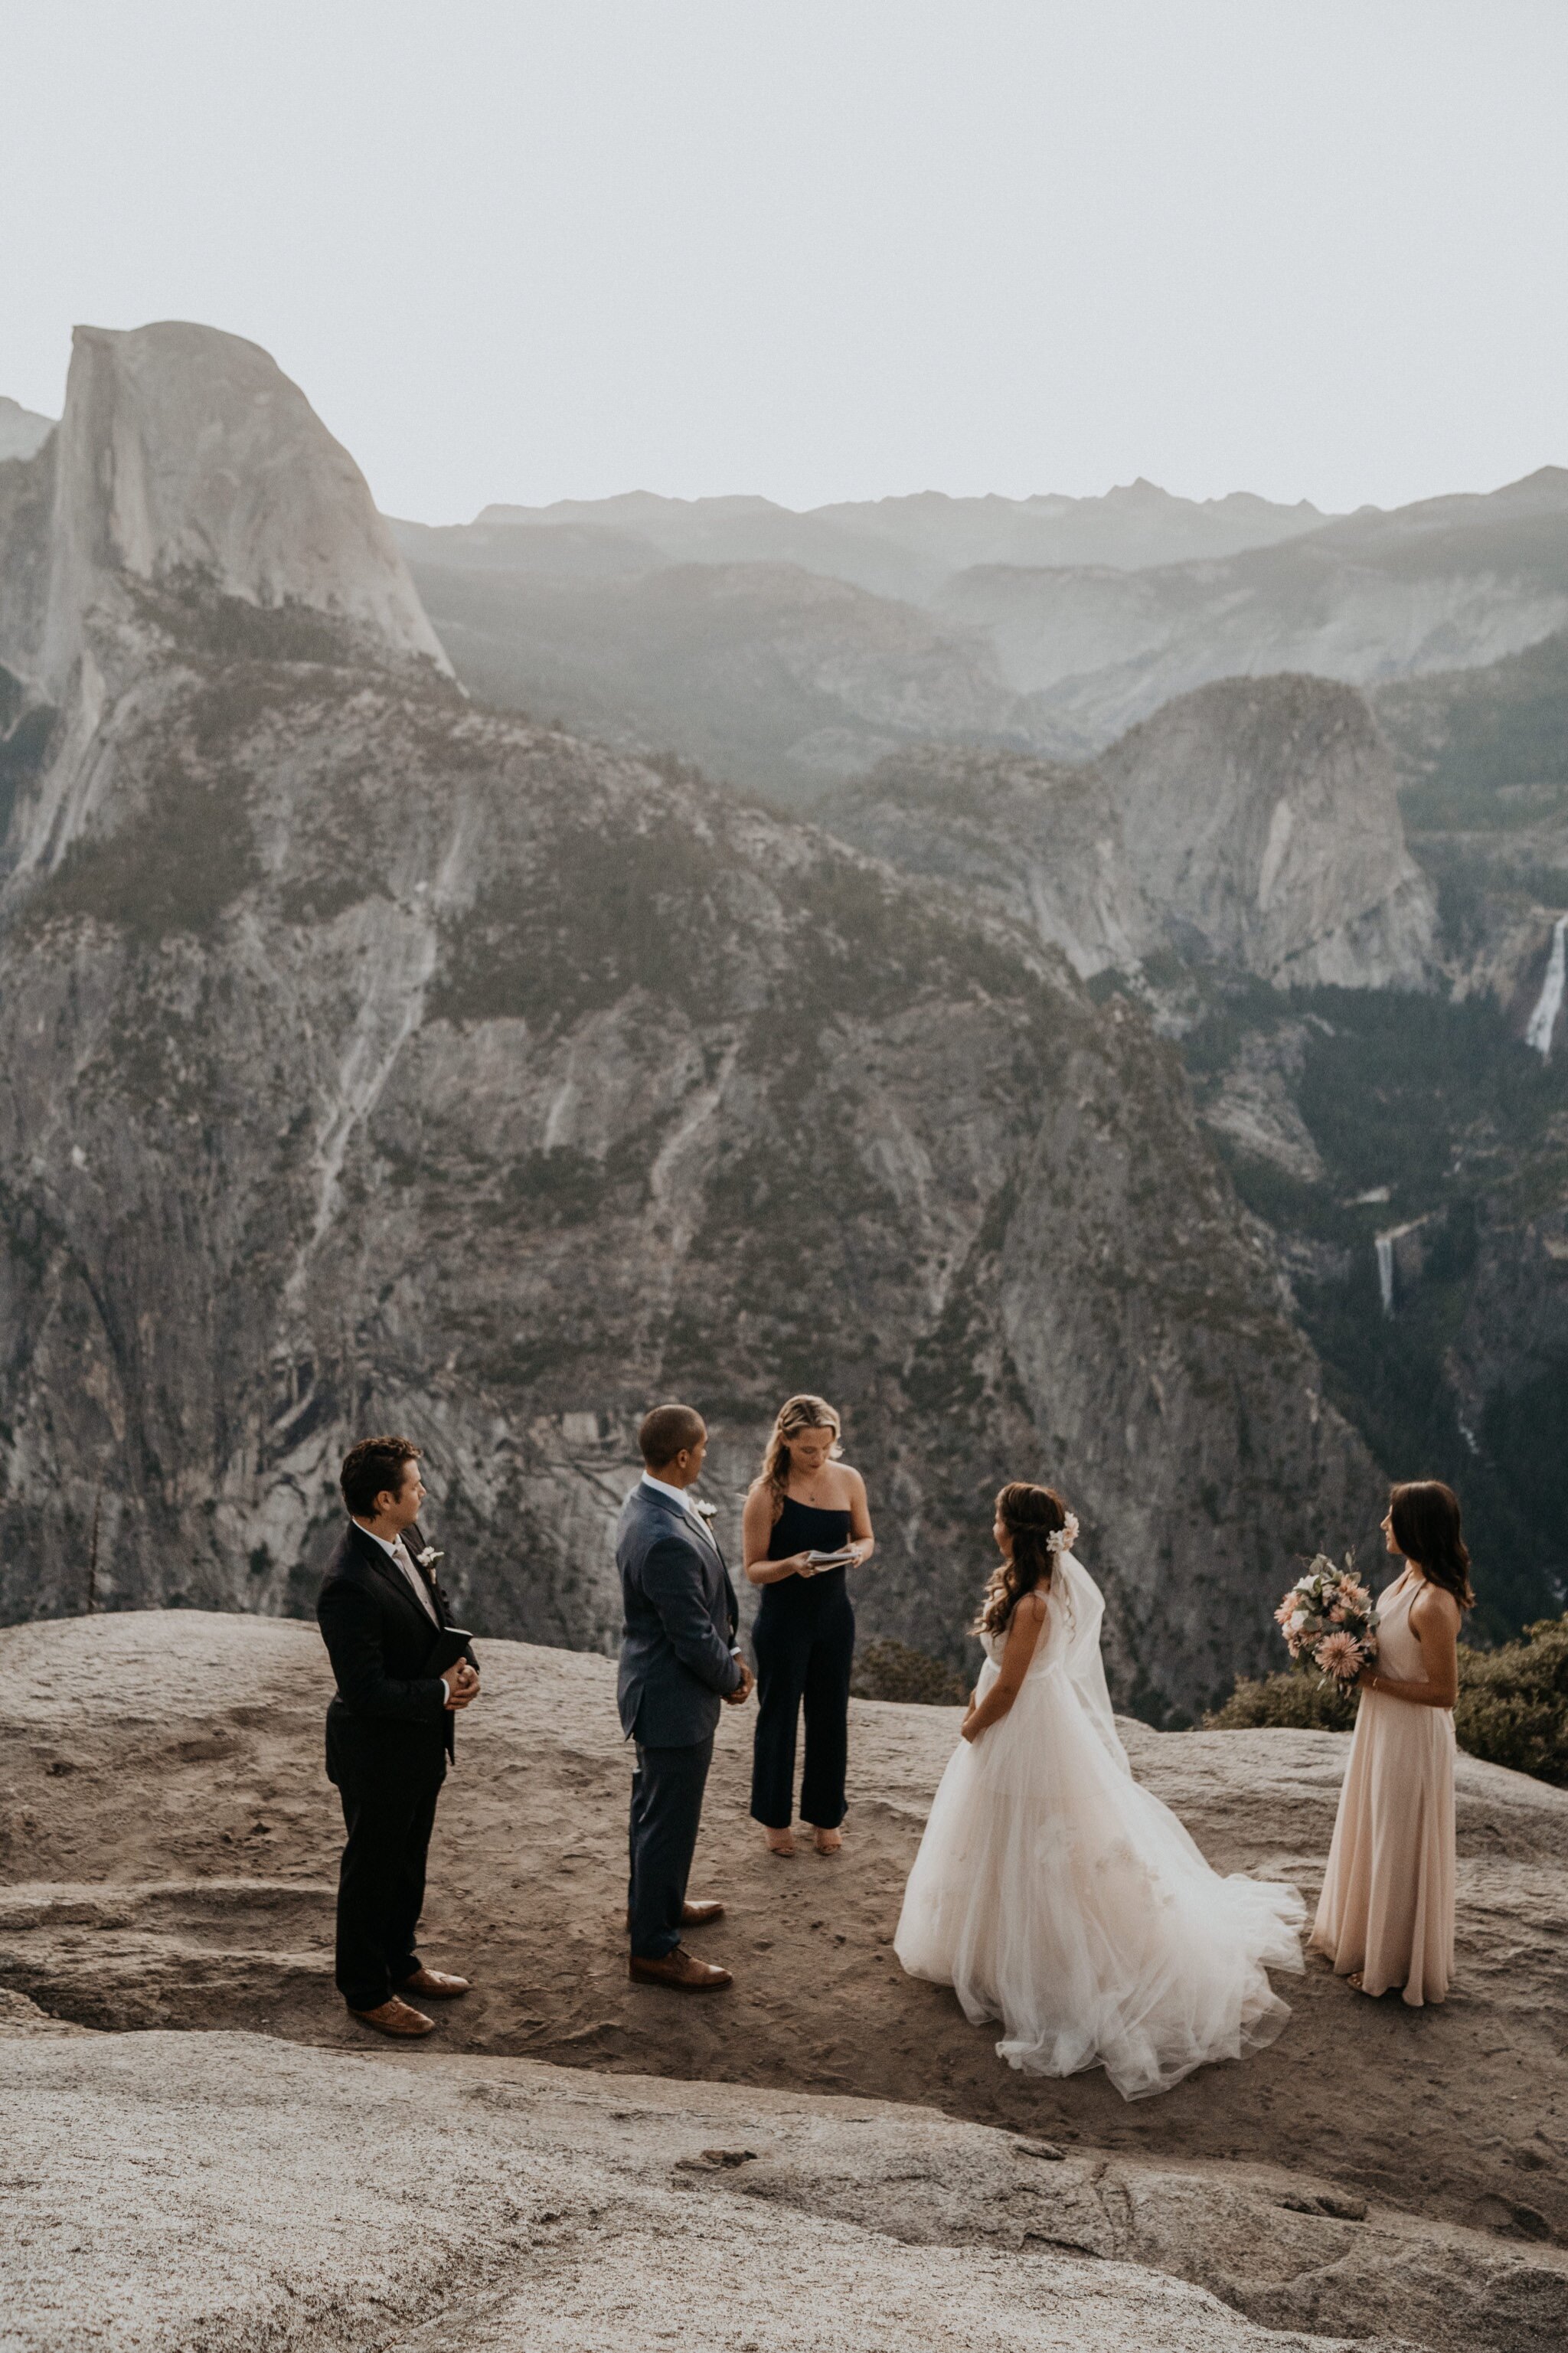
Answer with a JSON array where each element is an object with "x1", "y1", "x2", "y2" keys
[
  {"x1": 1, "y1": 2023, "x2": 1419, "y2": 2353},
  {"x1": 3, "y1": 1611, "x2": 1568, "y2": 2351}
]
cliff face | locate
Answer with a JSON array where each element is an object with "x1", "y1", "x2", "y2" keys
[
  {"x1": 1098, "y1": 677, "x2": 1436, "y2": 989},
  {"x1": 8, "y1": 322, "x2": 449, "y2": 703},
  {"x1": 0, "y1": 613, "x2": 1381, "y2": 1713},
  {"x1": 823, "y1": 675, "x2": 1436, "y2": 992},
  {"x1": 0, "y1": 322, "x2": 1387, "y2": 1717}
]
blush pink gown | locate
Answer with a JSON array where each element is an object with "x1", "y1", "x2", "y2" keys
[{"x1": 1309, "y1": 1570, "x2": 1456, "y2": 2005}]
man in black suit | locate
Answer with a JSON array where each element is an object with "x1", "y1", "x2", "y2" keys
[
  {"x1": 617, "y1": 1402, "x2": 753, "y2": 1991},
  {"x1": 317, "y1": 1435, "x2": 479, "y2": 2038}
]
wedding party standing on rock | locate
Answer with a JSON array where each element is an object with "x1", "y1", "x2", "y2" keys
[
  {"x1": 1310, "y1": 1481, "x2": 1469, "y2": 2006},
  {"x1": 743, "y1": 1394, "x2": 875, "y2": 1857},
  {"x1": 617, "y1": 1404, "x2": 754, "y2": 1990},
  {"x1": 316, "y1": 1437, "x2": 479, "y2": 2040},
  {"x1": 894, "y1": 1482, "x2": 1306, "y2": 2101}
]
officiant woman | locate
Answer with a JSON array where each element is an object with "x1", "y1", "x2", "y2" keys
[{"x1": 743, "y1": 1394, "x2": 874, "y2": 1856}]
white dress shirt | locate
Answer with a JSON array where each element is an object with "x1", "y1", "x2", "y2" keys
[{"x1": 640, "y1": 1470, "x2": 700, "y2": 1518}]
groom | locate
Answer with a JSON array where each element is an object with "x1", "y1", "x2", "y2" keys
[
  {"x1": 618, "y1": 1403, "x2": 753, "y2": 1989},
  {"x1": 317, "y1": 1436, "x2": 479, "y2": 2038}
]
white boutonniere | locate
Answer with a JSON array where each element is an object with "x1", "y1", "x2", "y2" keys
[
  {"x1": 691, "y1": 1500, "x2": 717, "y2": 1522},
  {"x1": 416, "y1": 1546, "x2": 444, "y2": 1570}
]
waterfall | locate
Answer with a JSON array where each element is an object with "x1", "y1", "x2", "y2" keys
[
  {"x1": 1525, "y1": 914, "x2": 1568, "y2": 1059},
  {"x1": 1375, "y1": 1231, "x2": 1395, "y2": 1317}
]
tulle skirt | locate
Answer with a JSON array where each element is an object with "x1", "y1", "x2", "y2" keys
[{"x1": 894, "y1": 1660, "x2": 1305, "y2": 2100}]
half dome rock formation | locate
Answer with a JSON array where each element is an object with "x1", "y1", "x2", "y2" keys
[
  {"x1": 823, "y1": 675, "x2": 1436, "y2": 991},
  {"x1": 21, "y1": 321, "x2": 449, "y2": 698}
]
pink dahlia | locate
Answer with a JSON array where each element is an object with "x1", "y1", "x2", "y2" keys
[{"x1": 1314, "y1": 1630, "x2": 1364, "y2": 1681}]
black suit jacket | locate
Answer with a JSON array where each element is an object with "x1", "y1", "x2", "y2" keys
[
  {"x1": 616, "y1": 1483, "x2": 742, "y2": 1747},
  {"x1": 317, "y1": 1519, "x2": 468, "y2": 1790}
]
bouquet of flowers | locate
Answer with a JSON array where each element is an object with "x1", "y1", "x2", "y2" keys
[{"x1": 1275, "y1": 1553, "x2": 1377, "y2": 1688}]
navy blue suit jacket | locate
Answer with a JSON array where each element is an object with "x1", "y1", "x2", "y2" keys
[{"x1": 616, "y1": 1482, "x2": 742, "y2": 1747}]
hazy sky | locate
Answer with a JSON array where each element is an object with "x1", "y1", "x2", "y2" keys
[{"x1": 4, "y1": 2, "x2": 1565, "y2": 522}]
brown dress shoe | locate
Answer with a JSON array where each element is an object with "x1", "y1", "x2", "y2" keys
[
  {"x1": 350, "y1": 1996, "x2": 436, "y2": 2038},
  {"x1": 629, "y1": 1945, "x2": 733, "y2": 1991},
  {"x1": 624, "y1": 1900, "x2": 725, "y2": 1930},
  {"x1": 395, "y1": 1968, "x2": 470, "y2": 1999}
]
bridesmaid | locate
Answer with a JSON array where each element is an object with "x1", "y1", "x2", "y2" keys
[
  {"x1": 1310, "y1": 1479, "x2": 1472, "y2": 2005},
  {"x1": 743, "y1": 1394, "x2": 874, "y2": 1857}
]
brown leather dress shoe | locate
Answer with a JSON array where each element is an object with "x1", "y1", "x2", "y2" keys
[
  {"x1": 395, "y1": 1968, "x2": 471, "y2": 1999},
  {"x1": 629, "y1": 1945, "x2": 733, "y2": 1991},
  {"x1": 624, "y1": 1900, "x2": 725, "y2": 1930},
  {"x1": 350, "y1": 1996, "x2": 436, "y2": 2038}
]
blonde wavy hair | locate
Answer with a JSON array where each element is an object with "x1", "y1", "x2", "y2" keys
[{"x1": 753, "y1": 1394, "x2": 842, "y2": 1521}]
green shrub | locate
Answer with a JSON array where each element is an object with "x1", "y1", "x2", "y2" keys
[
  {"x1": 1453, "y1": 1616, "x2": 1568, "y2": 1786},
  {"x1": 1207, "y1": 1614, "x2": 1568, "y2": 1785},
  {"x1": 851, "y1": 1638, "x2": 969, "y2": 1707}
]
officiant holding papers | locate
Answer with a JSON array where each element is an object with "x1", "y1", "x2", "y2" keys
[
  {"x1": 743, "y1": 1395, "x2": 874, "y2": 1857},
  {"x1": 317, "y1": 1436, "x2": 479, "y2": 2039}
]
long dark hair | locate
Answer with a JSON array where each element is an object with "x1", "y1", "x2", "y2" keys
[
  {"x1": 977, "y1": 1482, "x2": 1069, "y2": 1637},
  {"x1": 1389, "y1": 1480, "x2": 1475, "y2": 1610}
]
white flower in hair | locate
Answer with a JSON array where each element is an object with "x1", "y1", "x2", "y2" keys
[{"x1": 1047, "y1": 1513, "x2": 1079, "y2": 1557}]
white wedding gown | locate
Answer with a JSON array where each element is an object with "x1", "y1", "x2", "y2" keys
[{"x1": 893, "y1": 1550, "x2": 1305, "y2": 2100}]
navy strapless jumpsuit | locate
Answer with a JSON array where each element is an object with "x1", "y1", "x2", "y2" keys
[{"x1": 749, "y1": 1495, "x2": 855, "y2": 1831}]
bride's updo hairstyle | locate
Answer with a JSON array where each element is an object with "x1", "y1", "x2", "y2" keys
[
  {"x1": 753, "y1": 1393, "x2": 842, "y2": 1521},
  {"x1": 1390, "y1": 1480, "x2": 1475, "y2": 1610},
  {"x1": 977, "y1": 1482, "x2": 1070, "y2": 1637}
]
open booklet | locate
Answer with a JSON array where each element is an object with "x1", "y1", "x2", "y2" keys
[{"x1": 424, "y1": 1626, "x2": 476, "y2": 1677}]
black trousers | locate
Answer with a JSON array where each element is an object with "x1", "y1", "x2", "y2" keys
[
  {"x1": 750, "y1": 1584, "x2": 854, "y2": 1830},
  {"x1": 332, "y1": 1771, "x2": 443, "y2": 2011},
  {"x1": 628, "y1": 1734, "x2": 714, "y2": 1959}
]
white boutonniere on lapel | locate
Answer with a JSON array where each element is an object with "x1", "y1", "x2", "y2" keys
[
  {"x1": 416, "y1": 1546, "x2": 444, "y2": 1570},
  {"x1": 691, "y1": 1500, "x2": 717, "y2": 1525}
]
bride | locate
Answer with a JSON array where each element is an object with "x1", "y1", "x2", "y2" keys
[{"x1": 894, "y1": 1482, "x2": 1305, "y2": 2101}]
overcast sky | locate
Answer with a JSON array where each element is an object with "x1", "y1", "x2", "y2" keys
[{"x1": 4, "y1": 2, "x2": 1565, "y2": 522}]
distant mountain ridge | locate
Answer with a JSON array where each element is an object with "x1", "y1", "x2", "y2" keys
[
  {"x1": 394, "y1": 466, "x2": 1568, "y2": 791},
  {"x1": 940, "y1": 467, "x2": 1568, "y2": 744},
  {"x1": 454, "y1": 478, "x2": 1332, "y2": 600}
]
